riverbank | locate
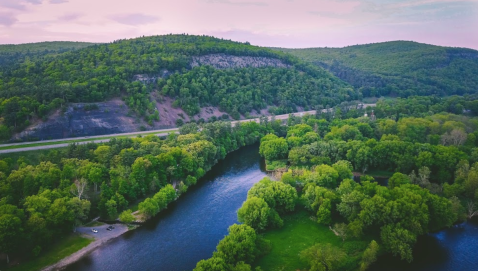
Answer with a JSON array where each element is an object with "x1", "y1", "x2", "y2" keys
[{"x1": 41, "y1": 224, "x2": 128, "y2": 271}]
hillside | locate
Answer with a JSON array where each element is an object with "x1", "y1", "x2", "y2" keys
[
  {"x1": 0, "y1": 41, "x2": 96, "y2": 70},
  {"x1": 275, "y1": 41, "x2": 478, "y2": 98},
  {"x1": 0, "y1": 35, "x2": 354, "y2": 140}
]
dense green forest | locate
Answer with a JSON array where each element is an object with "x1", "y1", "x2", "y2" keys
[
  {"x1": 0, "y1": 119, "x2": 286, "y2": 267},
  {"x1": 195, "y1": 111, "x2": 478, "y2": 271},
  {"x1": 0, "y1": 35, "x2": 352, "y2": 140},
  {"x1": 276, "y1": 41, "x2": 478, "y2": 98},
  {"x1": 0, "y1": 42, "x2": 95, "y2": 71}
]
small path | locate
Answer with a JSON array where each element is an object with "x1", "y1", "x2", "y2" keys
[{"x1": 42, "y1": 223, "x2": 128, "y2": 271}]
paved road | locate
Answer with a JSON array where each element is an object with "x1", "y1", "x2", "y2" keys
[
  {"x1": 0, "y1": 132, "x2": 172, "y2": 154},
  {"x1": 0, "y1": 128, "x2": 179, "y2": 148},
  {"x1": 0, "y1": 104, "x2": 375, "y2": 154}
]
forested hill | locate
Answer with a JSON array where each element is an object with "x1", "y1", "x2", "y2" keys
[
  {"x1": 0, "y1": 41, "x2": 96, "y2": 70},
  {"x1": 0, "y1": 34, "x2": 354, "y2": 140},
  {"x1": 275, "y1": 41, "x2": 478, "y2": 97}
]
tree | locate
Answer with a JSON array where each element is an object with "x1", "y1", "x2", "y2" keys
[
  {"x1": 94, "y1": 145, "x2": 111, "y2": 165},
  {"x1": 467, "y1": 201, "x2": 478, "y2": 219},
  {"x1": 300, "y1": 243, "x2": 345, "y2": 271},
  {"x1": 332, "y1": 160, "x2": 353, "y2": 181},
  {"x1": 70, "y1": 178, "x2": 88, "y2": 199},
  {"x1": 68, "y1": 197, "x2": 91, "y2": 232},
  {"x1": 119, "y1": 210, "x2": 135, "y2": 224},
  {"x1": 259, "y1": 137, "x2": 289, "y2": 161},
  {"x1": 317, "y1": 199, "x2": 332, "y2": 225},
  {"x1": 332, "y1": 223, "x2": 348, "y2": 242},
  {"x1": 360, "y1": 240, "x2": 380, "y2": 271},
  {"x1": 194, "y1": 256, "x2": 229, "y2": 271},
  {"x1": 380, "y1": 224, "x2": 416, "y2": 262},
  {"x1": 237, "y1": 197, "x2": 271, "y2": 231},
  {"x1": 0, "y1": 214, "x2": 23, "y2": 264},
  {"x1": 388, "y1": 173, "x2": 411, "y2": 189},
  {"x1": 337, "y1": 190, "x2": 366, "y2": 222},
  {"x1": 247, "y1": 177, "x2": 297, "y2": 213},
  {"x1": 138, "y1": 197, "x2": 159, "y2": 219},
  {"x1": 216, "y1": 224, "x2": 258, "y2": 264},
  {"x1": 105, "y1": 199, "x2": 118, "y2": 219}
]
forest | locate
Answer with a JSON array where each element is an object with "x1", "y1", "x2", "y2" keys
[
  {"x1": 0, "y1": 42, "x2": 95, "y2": 73},
  {"x1": 1, "y1": 35, "x2": 478, "y2": 270},
  {"x1": 194, "y1": 110, "x2": 478, "y2": 271},
  {"x1": 277, "y1": 41, "x2": 478, "y2": 98},
  {"x1": 0, "y1": 118, "x2": 287, "y2": 266},
  {"x1": 1, "y1": 97, "x2": 477, "y2": 270},
  {"x1": 0, "y1": 35, "x2": 351, "y2": 140}
]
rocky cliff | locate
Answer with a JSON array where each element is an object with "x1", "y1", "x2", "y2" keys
[{"x1": 190, "y1": 54, "x2": 290, "y2": 69}]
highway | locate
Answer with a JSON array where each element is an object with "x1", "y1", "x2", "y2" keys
[{"x1": 0, "y1": 104, "x2": 375, "y2": 154}]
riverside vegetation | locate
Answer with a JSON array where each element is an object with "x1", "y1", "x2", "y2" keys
[
  {"x1": 195, "y1": 108, "x2": 478, "y2": 271},
  {"x1": 0, "y1": 119, "x2": 285, "y2": 269},
  {"x1": 1, "y1": 35, "x2": 478, "y2": 271}
]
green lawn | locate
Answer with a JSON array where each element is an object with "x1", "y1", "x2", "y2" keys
[
  {"x1": 254, "y1": 210, "x2": 371, "y2": 271},
  {"x1": 7, "y1": 234, "x2": 92, "y2": 271}
]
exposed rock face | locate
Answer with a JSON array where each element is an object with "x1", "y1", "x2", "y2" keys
[
  {"x1": 14, "y1": 99, "x2": 142, "y2": 141},
  {"x1": 132, "y1": 70, "x2": 171, "y2": 84},
  {"x1": 190, "y1": 54, "x2": 290, "y2": 69}
]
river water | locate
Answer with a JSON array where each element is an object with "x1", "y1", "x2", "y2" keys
[
  {"x1": 66, "y1": 145, "x2": 267, "y2": 271},
  {"x1": 66, "y1": 145, "x2": 478, "y2": 271}
]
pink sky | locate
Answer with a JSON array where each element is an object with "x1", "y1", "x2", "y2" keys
[{"x1": 0, "y1": 0, "x2": 477, "y2": 49}]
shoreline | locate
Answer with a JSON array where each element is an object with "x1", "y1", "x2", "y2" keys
[{"x1": 41, "y1": 224, "x2": 130, "y2": 271}]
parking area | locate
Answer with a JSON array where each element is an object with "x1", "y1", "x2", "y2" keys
[{"x1": 76, "y1": 223, "x2": 128, "y2": 241}]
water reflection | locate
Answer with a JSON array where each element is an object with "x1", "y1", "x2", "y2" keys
[
  {"x1": 370, "y1": 220, "x2": 478, "y2": 271},
  {"x1": 66, "y1": 144, "x2": 266, "y2": 271}
]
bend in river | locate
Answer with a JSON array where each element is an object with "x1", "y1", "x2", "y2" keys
[
  {"x1": 66, "y1": 144, "x2": 478, "y2": 271},
  {"x1": 66, "y1": 144, "x2": 266, "y2": 271}
]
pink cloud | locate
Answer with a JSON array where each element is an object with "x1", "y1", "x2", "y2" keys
[{"x1": 0, "y1": 0, "x2": 475, "y2": 50}]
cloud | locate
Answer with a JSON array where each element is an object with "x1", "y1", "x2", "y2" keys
[
  {"x1": 0, "y1": 13, "x2": 18, "y2": 26},
  {"x1": 50, "y1": 0, "x2": 69, "y2": 3},
  {"x1": 23, "y1": 0, "x2": 43, "y2": 4},
  {"x1": 0, "y1": 0, "x2": 28, "y2": 10},
  {"x1": 58, "y1": 13, "x2": 82, "y2": 22},
  {"x1": 109, "y1": 13, "x2": 160, "y2": 26},
  {"x1": 206, "y1": 0, "x2": 268, "y2": 6},
  {"x1": 0, "y1": 0, "x2": 49, "y2": 10}
]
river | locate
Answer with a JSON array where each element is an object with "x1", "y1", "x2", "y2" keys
[
  {"x1": 66, "y1": 144, "x2": 478, "y2": 271},
  {"x1": 66, "y1": 145, "x2": 267, "y2": 271}
]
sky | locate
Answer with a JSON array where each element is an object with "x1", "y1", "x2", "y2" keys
[{"x1": 0, "y1": 0, "x2": 477, "y2": 49}]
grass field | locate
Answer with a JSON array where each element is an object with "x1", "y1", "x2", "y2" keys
[
  {"x1": 254, "y1": 210, "x2": 372, "y2": 271},
  {"x1": 7, "y1": 235, "x2": 92, "y2": 271}
]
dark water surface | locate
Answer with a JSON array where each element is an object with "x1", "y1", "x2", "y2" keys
[
  {"x1": 66, "y1": 144, "x2": 478, "y2": 271},
  {"x1": 66, "y1": 145, "x2": 266, "y2": 271},
  {"x1": 370, "y1": 220, "x2": 478, "y2": 271}
]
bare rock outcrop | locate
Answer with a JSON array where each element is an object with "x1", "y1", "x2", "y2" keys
[
  {"x1": 14, "y1": 99, "x2": 142, "y2": 141},
  {"x1": 190, "y1": 54, "x2": 290, "y2": 69}
]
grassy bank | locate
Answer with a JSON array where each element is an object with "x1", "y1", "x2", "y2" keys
[
  {"x1": 7, "y1": 235, "x2": 92, "y2": 271},
  {"x1": 254, "y1": 210, "x2": 372, "y2": 271}
]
